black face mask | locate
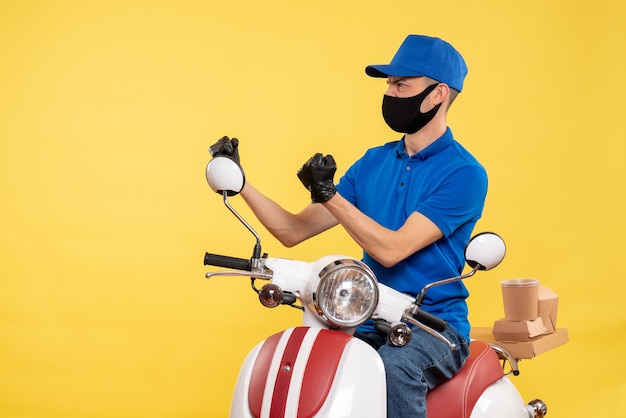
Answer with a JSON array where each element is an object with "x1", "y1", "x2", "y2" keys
[{"x1": 382, "y1": 83, "x2": 441, "y2": 134}]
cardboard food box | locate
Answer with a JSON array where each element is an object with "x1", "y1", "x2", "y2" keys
[
  {"x1": 471, "y1": 327, "x2": 569, "y2": 359},
  {"x1": 538, "y1": 285, "x2": 559, "y2": 334},
  {"x1": 492, "y1": 317, "x2": 547, "y2": 341}
]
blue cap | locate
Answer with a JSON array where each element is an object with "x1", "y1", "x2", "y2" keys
[{"x1": 365, "y1": 35, "x2": 468, "y2": 92}]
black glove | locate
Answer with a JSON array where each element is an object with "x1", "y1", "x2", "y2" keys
[
  {"x1": 297, "y1": 153, "x2": 337, "y2": 203},
  {"x1": 209, "y1": 136, "x2": 240, "y2": 165}
]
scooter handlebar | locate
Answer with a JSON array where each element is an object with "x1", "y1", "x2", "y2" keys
[
  {"x1": 413, "y1": 309, "x2": 447, "y2": 332},
  {"x1": 204, "y1": 252, "x2": 251, "y2": 271}
]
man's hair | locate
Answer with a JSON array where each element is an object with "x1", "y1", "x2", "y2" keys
[
  {"x1": 424, "y1": 76, "x2": 459, "y2": 110},
  {"x1": 447, "y1": 89, "x2": 459, "y2": 109}
]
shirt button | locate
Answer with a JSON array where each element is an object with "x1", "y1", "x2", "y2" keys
[{"x1": 406, "y1": 166, "x2": 411, "y2": 170}]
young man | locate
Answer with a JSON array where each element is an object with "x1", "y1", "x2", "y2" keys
[{"x1": 211, "y1": 34, "x2": 487, "y2": 417}]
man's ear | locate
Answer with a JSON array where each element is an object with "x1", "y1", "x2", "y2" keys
[{"x1": 434, "y1": 83, "x2": 450, "y2": 105}]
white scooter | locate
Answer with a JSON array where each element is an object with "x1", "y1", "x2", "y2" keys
[{"x1": 203, "y1": 155, "x2": 548, "y2": 418}]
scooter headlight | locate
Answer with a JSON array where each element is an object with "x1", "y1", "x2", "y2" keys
[{"x1": 313, "y1": 259, "x2": 379, "y2": 329}]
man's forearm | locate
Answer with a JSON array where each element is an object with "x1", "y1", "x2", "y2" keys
[
  {"x1": 240, "y1": 183, "x2": 338, "y2": 247},
  {"x1": 322, "y1": 193, "x2": 442, "y2": 267}
]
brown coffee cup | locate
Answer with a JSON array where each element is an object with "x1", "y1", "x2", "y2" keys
[{"x1": 500, "y1": 278, "x2": 540, "y2": 321}]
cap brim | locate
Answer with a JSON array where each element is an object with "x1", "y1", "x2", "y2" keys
[
  {"x1": 365, "y1": 65, "x2": 389, "y2": 78},
  {"x1": 365, "y1": 64, "x2": 425, "y2": 78}
]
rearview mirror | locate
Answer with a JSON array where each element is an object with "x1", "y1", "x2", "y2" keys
[
  {"x1": 465, "y1": 232, "x2": 506, "y2": 271},
  {"x1": 205, "y1": 156, "x2": 245, "y2": 196}
]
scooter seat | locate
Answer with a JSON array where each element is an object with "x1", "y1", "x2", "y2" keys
[{"x1": 426, "y1": 340, "x2": 504, "y2": 418}]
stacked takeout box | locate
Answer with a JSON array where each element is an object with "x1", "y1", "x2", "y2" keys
[{"x1": 471, "y1": 279, "x2": 569, "y2": 359}]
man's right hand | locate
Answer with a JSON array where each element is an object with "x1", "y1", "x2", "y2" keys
[{"x1": 209, "y1": 136, "x2": 240, "y2": 165}]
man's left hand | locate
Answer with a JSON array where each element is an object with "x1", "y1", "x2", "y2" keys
[{"x1": 297, "y1": 153, "x2": 337, "y2": 203}]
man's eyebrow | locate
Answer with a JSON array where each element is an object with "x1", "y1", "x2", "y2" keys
[{"x1": 387, "y1": 77, "x2": 407, "y2": 84}]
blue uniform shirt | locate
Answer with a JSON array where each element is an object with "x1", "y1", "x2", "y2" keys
[{"x1": 335, "y1": 128, "x2": 488, "y2": 341}]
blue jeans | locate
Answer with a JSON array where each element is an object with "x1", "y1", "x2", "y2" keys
[{"x1": 355, "y1": 325, "x2": 470, "y2": 418}]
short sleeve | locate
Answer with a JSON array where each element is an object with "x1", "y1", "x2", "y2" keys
[{"x1": 416, "y1": 163, "x2": 488, "y2": 237}]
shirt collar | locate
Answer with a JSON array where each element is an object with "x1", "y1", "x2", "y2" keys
[{"x1": 395, "y1": 127, "x2": 454, "y2": 161}]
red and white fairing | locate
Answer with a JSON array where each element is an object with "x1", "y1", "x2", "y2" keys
[{"x1": 230, "y1": 326, "x2": 385, "y2": 418}]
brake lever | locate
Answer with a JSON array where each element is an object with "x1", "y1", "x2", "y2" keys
[
  {"x1": 402, "y1": 313, "x2": 458, "y2": 350},
  {"x1": 205, "y1": 270, "x2": 272, "y2": 280}
]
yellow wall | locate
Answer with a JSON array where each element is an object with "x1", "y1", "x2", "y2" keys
[{"x1": 1, "y1": 0, "x2": 624, "y2": 416}]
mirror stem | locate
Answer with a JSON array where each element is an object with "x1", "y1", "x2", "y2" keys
[
  {"x1": 413, "y1": 265, "x2": 481, "y2": 306},
  {"x1": 223, "y1": 193, "x2": 263, "y2": 268}
]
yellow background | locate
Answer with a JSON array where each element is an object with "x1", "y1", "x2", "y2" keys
[{"x1": 1, "y1": 0, "x2": 624, "y2": 416}]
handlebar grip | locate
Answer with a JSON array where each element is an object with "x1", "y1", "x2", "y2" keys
[
  {"x1": 204, "y1": 252, "x2": 251, "y2": 271},
  {"x1": 374, "y1": 319, "x2": 392, "y2": 334},
  {"x1": 414, "y1": 309, "x2": 447, "y2": 332}
]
